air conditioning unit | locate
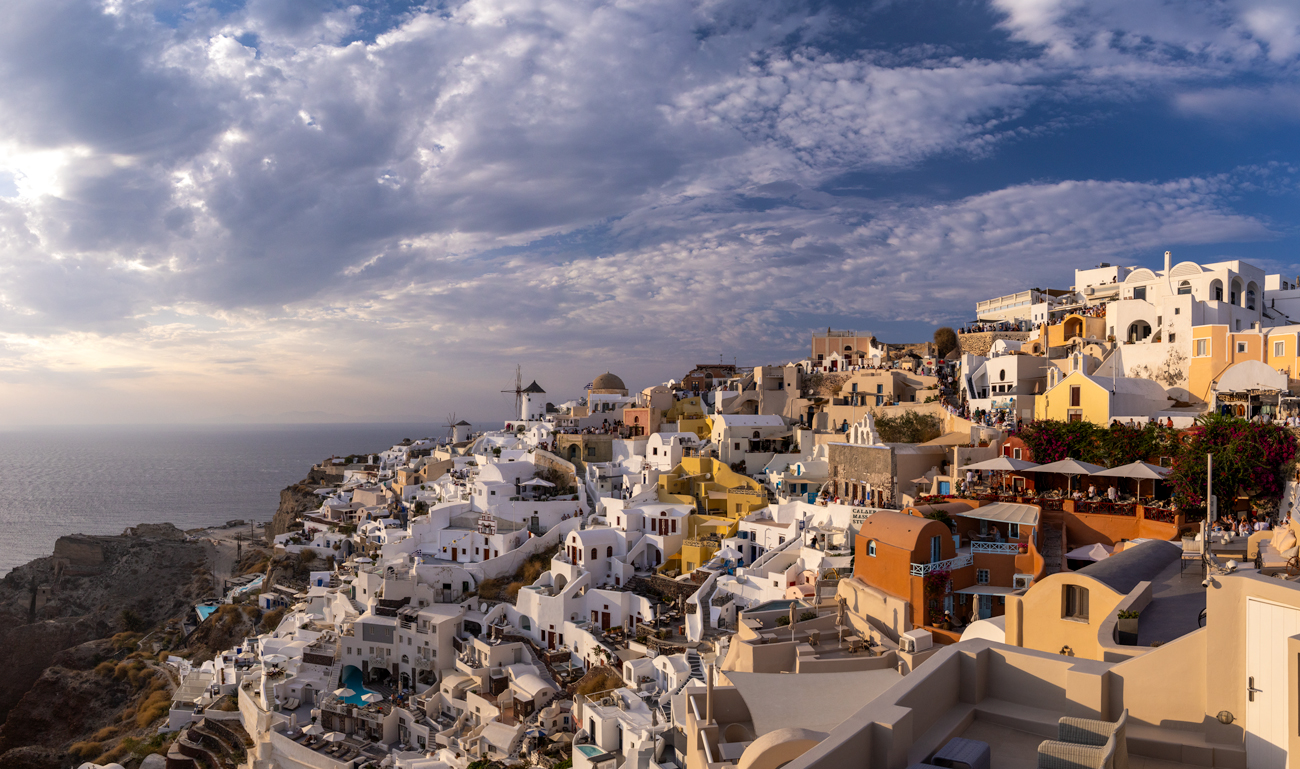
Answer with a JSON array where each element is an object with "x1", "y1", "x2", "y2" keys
[
  {"x1": 899, "y1": 629, "x2": 933, "y2": 654},
  {"x1": 1014, "y1": 575, "x2": 1034, "y2": 590}
]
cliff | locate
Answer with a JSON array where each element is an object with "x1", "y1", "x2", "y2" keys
[
  {"x1": 265, "y1": 480, "x2": 327, "y2": 543},
  {"x1": 0, "y1": 524, "x2": 211, "y2": 768}
]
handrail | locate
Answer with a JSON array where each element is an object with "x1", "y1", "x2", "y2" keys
[
  {"x1": 910, "y1": 553, "x2": 973, "y2": 576},
  {"x1": 971, "y1": 541, "x2": 1021, "y2": 554}
]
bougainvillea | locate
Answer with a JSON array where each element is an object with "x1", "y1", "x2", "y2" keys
[
  {"x1": 1169, "y1": 414, "x2": 1297, "y2": 507},
  {"x1": 923, "y1": 569, "x2": 951, "y2": 596},
  {"x1": 1014, "y1": 420, "x2": 1178, "y2": 466}
]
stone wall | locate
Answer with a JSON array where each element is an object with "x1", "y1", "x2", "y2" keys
[
  {"x1": 956, "y1": 331, "x2": 1031, "y2": 357},
  {"x1": 827, "y1": 444, "x2": 895, "y2": 500}
]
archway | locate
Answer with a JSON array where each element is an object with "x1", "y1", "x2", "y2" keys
[
  {"x1": 1210, "y1": 278, "x2": 1224, "y2": 301},
  {"x1": 554, "y1": 574, "x2": 568, "y2": 592},
  {"x1": 1247, "y1": 282, "x2": 1258, "y2": 310},
  {"x1": 1127, "y1": 321, "x2": 1152, "y2": 343},
  {"x1": 1231, "y1": 277, "x2": 1243, "y2": 306}
]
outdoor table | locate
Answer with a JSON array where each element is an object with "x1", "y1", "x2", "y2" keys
[{"x1": 932, "y1": 737, "x2": 991, "y2": 769}]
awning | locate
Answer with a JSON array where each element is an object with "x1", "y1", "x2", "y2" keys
[
  {"x1": 955, "y1": 586, "x2": 1019, "y2": 596},
  {"x1": 955, "y1": 502, "x2": 1039, "y2": 527},
  {"x1": 1092, "y1": 461, "x2": 1170, "y2": 480}
]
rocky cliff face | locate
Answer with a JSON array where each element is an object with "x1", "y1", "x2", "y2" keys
[
  {"x1": 265, "y1": 480, "x2": 327, "y2": 543},
  {"x1": 0, "y1": 524, "x2": 209, "y2": 751}
]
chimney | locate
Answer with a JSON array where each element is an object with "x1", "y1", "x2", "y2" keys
[
  {"x1": 1164, "y1": 251, "x2": 1172, "y2": 274},
  {"x1": 705, "y1": 663, "x2": 715, "y2": 724}
]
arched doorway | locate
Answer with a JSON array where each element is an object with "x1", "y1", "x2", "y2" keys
[{"x1": 1127, "y1": 321, "x2": 1152, "y2": 343}]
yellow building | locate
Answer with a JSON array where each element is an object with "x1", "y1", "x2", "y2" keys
[
  {"x1": 1044, "y1": 313, "x2": 1108, "y2": 349},
  {"x1": 655, "y1": 457, "x2": 768, "y2": 574},
  {"x1": 1188, "y1": 324, "x2": 1300, "y2": 403},
  {"x1": 1035, "y1": 351, "x2": 1173, "y2": 424}
]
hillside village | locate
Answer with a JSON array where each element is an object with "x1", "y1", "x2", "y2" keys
[{"x1": 77, "y1": 253, "x2": 1300, "y2": 769}]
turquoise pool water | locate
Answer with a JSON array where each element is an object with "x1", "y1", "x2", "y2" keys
[
  {"x1": 195, "y1": 604, "x2": 218, "y2": 621},
  {"x1": 339, "y1": 666, "x2": 381, "y2": 707},
  {"x1": 576, "y1": 744, "x2": 606, "y2": 757}
]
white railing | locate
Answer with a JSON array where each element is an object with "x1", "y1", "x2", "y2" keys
[
  {"x1": 971, "y1": 542, "x2": 1021, "y2": 555},
  {"x1": 910, "y1": 553, "x2": 973, "y2": 576}
]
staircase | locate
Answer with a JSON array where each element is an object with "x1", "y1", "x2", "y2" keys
[
  {"x1": 1042, "y1": 526, "x2": 1064, "y2": 576},
  {"x1": 657, "y1": 650, "x2": 706, "y2": 721}
]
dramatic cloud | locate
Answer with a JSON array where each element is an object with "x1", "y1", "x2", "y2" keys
[{"x1": 0, "y1": 0, "x2": 1293, "y2": 423}]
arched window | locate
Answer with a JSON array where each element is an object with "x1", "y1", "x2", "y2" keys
[
  {"x1": 591, "y1": 547, "x2": 598, "y2": 560},
  {"x1": 1210, "y1": 279, "x2": 1224, "y2": 301},
  {"x1": 607, "y1": 546, "x2": 613, "y2": 557},
  {"x1": 521, "y1": 617, "x2": 531, "y2": 631},
  {"x1": 1177, "y1": 280, "x2": 1192, "y2": 295},
  {"x1": 1232, "y1": 278, "x2": 1243, "y2": 306},
  {"x1": 1247, "y1": 282, "x2": 1258, "y2": 310},
  {"x1": 402, "y1": 655, "x2": 409, "y2": 664},
  {"x1": 752, "y1": 431, "x2": 761, "y2": 439}
]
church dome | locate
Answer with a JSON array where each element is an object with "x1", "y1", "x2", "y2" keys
[{"x1": 591, "y1": 372, "x2": 627, "y2": 393}]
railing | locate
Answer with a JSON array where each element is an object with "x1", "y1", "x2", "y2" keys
[
  {"x1": 1074, "y1": 501, "x2": 1136, "y2": 517},
  {"x1": 971, "y1": 542, "x2": 1021, "y2": 555},
  {"x1": 910, "y1": 553, "x2": 973, "y2": 576}
]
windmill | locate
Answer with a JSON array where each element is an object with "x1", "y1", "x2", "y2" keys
[
  {"x1": 501, "y1": 364, "x2": 525, "y2": 417},
  {"x1": 445, "y1": 412, "x2": 458, "y2": 443}
]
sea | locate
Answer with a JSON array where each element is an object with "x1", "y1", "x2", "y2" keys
[{"x1": 0, "y1": 423, "x2": 458, "y2": 576}]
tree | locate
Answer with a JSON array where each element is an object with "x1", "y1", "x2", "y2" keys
[
  {"x1": 934, "y1": 327, "x2": 958, "y2": 357},
  {"x1": 1169, "y1": 415, "x2": 1297, "y2": 507},
  {"x1": 874, "y1": 410, "x2": 942, "y2": 443}
]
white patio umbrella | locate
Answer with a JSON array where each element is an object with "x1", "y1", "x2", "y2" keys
[
  {"x1": 521, "y1": 478, "x2": 556, "y2": 487},
  {"x1": 333, "y1": 687, "x2": 357, "y2": 698},
  {"x1": 1092, "y1": 461, "x2": 1171, "y2": 499},
  {"x1": 715, "y1": 546, "x2": 742, "y2": 561},
  {"x1": 261, "y1": 654, "x2": 288, "y2": 667},
  {"x1": 1065, "y1": 543, "x2": 1113, "y2": 561},
  {"x1": 360, "y1": 692, "x2": 384, "y2": 704},
  {"x1": 1027, "y1": 458, "x2": 1109, "y2": 493},
  {"x1": 303, "y1": 723, "x2": 325, "y2": 736},
  {"x1": 323, "y1": 731, "x2": 347, "y2": 743},
  {"x1": 962, "y1": 456, "x2": 1040, "y2": 472}
]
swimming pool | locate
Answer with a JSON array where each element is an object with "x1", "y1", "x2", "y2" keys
[
  {"x1": 576, "y1": 744, "x2": 608, "y2": 758},
  {"x1": 339, "y1": 666, "x2": 381, "y2": 707},
  {"x1": 195, "y1": 604, "x2": 219, "y2": 621}
]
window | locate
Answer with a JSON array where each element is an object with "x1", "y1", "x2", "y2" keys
[
  {"x1": 1013, "y1": 448, "x2": 1022, "y2": 459},
  {"x1": 1174, "y1": 307, "x2": 1180, "y2": 315},
  {"x1": 1068, "y1": 410, "x2": 1083, "y2": 423},
  {"x1": 977, "y1": 569, "x2": 990, "y2": 585},
  {"x1": 1169, "y1": 333, "x2": 1175, "y2": 343},
  {"x1": 1063, "y1": 585, "x2": 1089, "y2": 620},
  {"x1": 1195, "y1": 339, "x2": 1208, "y2": 357},
  {"x1": 1237, "y1": 341, "x2": 1248, "y2": 354},
  {"x1": 1132, "y1": 286, "x2": 1146, "y2": 301},
  {"x1": 1177, "y1": 280, "x2": 1191, "y2": 295},
  {"x1": 607, "y1": 546, "x2": 613, "y2": 557},
  {"x1": 1008, "y1": 523, "x2": 1020, "y2": 539},
  {"x1": 868, "y1": 541, "x2": 876, "y2": 557},
  {"x1": 1276, "y1": 341, "x2": 1286, "y2": 357},
  {"x1": 1069, "y1": 386, "x2": 1081, "y2": 408},
  {"x1": 876, "y1": 384, "x2": 883, "y2": 393},
  {"x1": 591, "y1": 547, "x2": 598, "y2": 560}
]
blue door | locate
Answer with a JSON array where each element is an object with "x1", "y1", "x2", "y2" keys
[{"x1": 938, "y1": 481, "x2": 950, "y2": 495}]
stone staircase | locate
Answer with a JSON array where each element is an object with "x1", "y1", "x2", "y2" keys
[
  {"x1": 657, "y1": 649, "x2": 705, "y2": 722},
  {"x1": 1042, "y1": 526, "x2": 1064, "y2": 576}
]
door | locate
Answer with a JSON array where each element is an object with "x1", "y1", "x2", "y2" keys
[
  {"x1": 979, "y1": 595, "x2": 993, "y2": 619},
  {"x1": 602, "y1": 612, "x2": 611, "y2": 630},
  {"x1": 939, "y1": 481, "x2": 950, "y2": 495},
  {"x1": 1246, "y1": 599, "x2": 1300, "y2": 767},
  {"x1": 931, "y1": 536, "x2": 942, "y2": 563},
  {"x1": 451, "y1": 547, "x2": 457, "y2": 562},
  {"x1": 547, "y1": 631, "x2": 556, "y2": 650}
]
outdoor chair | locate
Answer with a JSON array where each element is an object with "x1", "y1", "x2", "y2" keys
[{"x1": 1038, "y1": 709, "x2": 1127, "y2": 769}]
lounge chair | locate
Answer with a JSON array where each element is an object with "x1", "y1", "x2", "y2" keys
[{"x1": 1038, "y1": 709, "x2": 1127, "y2": 769}]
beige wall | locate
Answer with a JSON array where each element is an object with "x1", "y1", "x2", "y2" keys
[
  {"x1": 1108, "y1": 628, "x2": 1207, "y2": 730},
  {"x1": 1010, "y1": 573, "x2": 1127, "y2": 661},
  {"x1": 837, "y1": 576, "x2": 913, "y2": 642}
]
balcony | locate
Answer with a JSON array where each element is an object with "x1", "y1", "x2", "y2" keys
[
  {"x1": 910, "y1": 553, "x2": 973, "y2": 576},
  {"x1": 970, "y1": 542, "x2": 1022, "y2": 555}
]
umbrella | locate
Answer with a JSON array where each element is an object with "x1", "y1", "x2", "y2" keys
[
  {"x1": 715, "y1": 546, "x2": 742, "y2": 561},
  {"x1": 333, "y1": 687, "x2": 357, "y2": 698},
  {"x1": 1065, "y1": 543, "x2": 1113, "y2": 561},
  {"x1": 1027, "y1": 458, "x2": 1108, "y2": 493},
  {"x1": 323, "y1": 731, "x2": 347, "y2": 743},
  {"x1": 303, "y1": 723, "x2": 325, "y2": 736},
  {"x1": 962, "y1": 456, "x2": 1040, "y2": 472},
  {"x1": 522, "y1": 478, "x2": 555, "y2": 487},
  {"x1": 1093, "y1": 461, "x2": 1171, "y2": 499},
  {"x1": 262, "y1": 654, "x2": 288, "y2": 667},
  {"x1": 360, "y1": 692, "x2": 384, "y2": 703}
]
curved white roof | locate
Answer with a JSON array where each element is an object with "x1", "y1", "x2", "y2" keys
[{"x1": 1217, "y1": 360, "x2": 1287, "y2": 393}]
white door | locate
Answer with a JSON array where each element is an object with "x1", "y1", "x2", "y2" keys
[{"x1": 1245, "y1": 598, "x2": 1300, "y2": 768}]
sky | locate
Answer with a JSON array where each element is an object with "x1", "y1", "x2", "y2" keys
[{"x1": 0, "y1": 0, "x2": 1297, "y2": 426}]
